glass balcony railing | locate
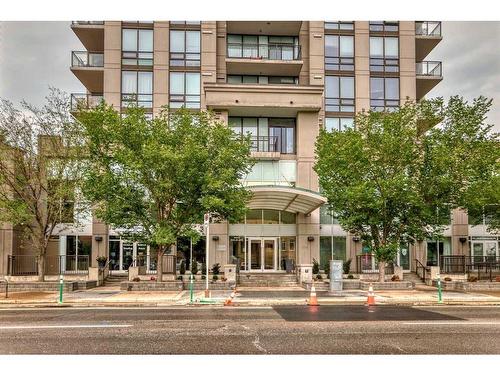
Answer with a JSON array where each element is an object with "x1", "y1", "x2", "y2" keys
[
  {"x1": 71, "y1": 51, "x2": 104, "y2": 68},
  {"x1": 71, "y1": 21, "x2": 104, "y2": 25},
  {"x1": 416, "y1": 61, "x2": 442, "y2": 77},
  {"x1": 415, "y1": 21, "x2": 442, "y2": 37},
  {"x1": 227, "y1": 43, "x2": 301, "y2": 61},
  {"x1": 70, "y1": 93, "x2": 104, "y2": 111}
]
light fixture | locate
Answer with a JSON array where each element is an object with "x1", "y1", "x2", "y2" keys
[
  {"x1": 212, "y1": 235, "x2": 219, "y2": 241},
  {"x1": 459, "y1": 237, "x2": 467, "y2": 243},
  {"x1": 352, "y1": 236, "x2": 360, "y2": 242},
  {"x1": 307, "y1": 236, "x2": 314, "y2": 242},
  {"x1": 95, "y1": 236, "x2": 103, "y2": 242}
]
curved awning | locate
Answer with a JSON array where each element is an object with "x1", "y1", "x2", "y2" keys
[{"x1": 247, "y1": 185, "x2": 327, "y2": 214}]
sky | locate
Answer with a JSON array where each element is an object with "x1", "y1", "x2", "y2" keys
[{"x1": 0, "y1": 21, "x2": 499, "y2": 132}]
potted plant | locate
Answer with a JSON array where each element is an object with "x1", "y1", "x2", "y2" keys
[
  {"x1": 179, "y1": 260, "x2": 186, "y2": 275},
  {"x1": 96, "y1": 256, "x2": 107, "y2": 269},
  {"x1": 324, "y1": 262, "x2": 330, "y2": 279},
  {"x1": 312, "y1": 258, "x2": 320, "y2": 277},
  {"x1": 343, "y1": 259, "x2": 352, "y2": 275},
  {"x1": 191, "y1": 261, "x2": 199, "y2": 280},
  {"x1": 212, "y1": 263, "x2": 221, "y2": 276}
]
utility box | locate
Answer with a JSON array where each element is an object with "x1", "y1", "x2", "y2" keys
[
  {"x1": 297, "y1": 264, "x2": 313, "y2": 284},
  {"x1": 223, "y1": 264, "x2": 237, "y2": 283},
  {"x1": 329, "y1": 260, "x2": 343, "y2": 293}
]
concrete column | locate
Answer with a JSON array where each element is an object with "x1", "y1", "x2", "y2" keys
[
  {"x1": 92, "y1": 216, "x2": 108, "y2": 268},
  {"x1": 201, "y1": 21, "x2": 217, "y2": 109},
  {"x1": 354, "y1": 21, "x2": 370, "y2": 113},
  {"x1": 0, "y1": 225, "x2": 14, "y2": 277},
  {"x1": 208, "y1": 223, "x2": 228, "y2": 268},
  {"x1": 452, "y1": 208, "x2": 469, "y2": 256},
  {"x1": 399, "y1": 21, "x2": 417, "y2": 103},
  {"x1": 153, "y1": 22, "x2": 169, "y2": 115},
  {"x1": 103, "y1": 21, "x2": 122, "y2": 110},
  {"x1": 215, "y1": 22, "x2": 227, "y2": 82}
]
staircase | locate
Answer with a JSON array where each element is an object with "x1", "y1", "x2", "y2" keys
[
  {"x1": 103, "y1": 274, "x2": 128, "y2": 288},
  {"x1": 403, "y1": 272, "x2": 427, "y2": 287},
  {"x1": 238, "y1": 273, "x2": 299, "y2": 287}
]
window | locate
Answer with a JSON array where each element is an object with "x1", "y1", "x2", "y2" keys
[
  {"x1": 370, "y1": 37, "x2": 399, "y2": 72},
  {"x1": 170, "y1": 30, "x2": 201, "y2": 67},
  {"x1": 325, "y1": 35, "x2": 354, "y2": 71},
  {"x1": 370, "y1": 77, "x2": 399, "y2": 111},
  {"x1": 170, "y1": 21, "x2": 201, "y2": 26},
  {"x1": 320, "y1": 236, "x2": 347, "y2": 269},
  {"x1": 325, "y1": 21, "x2": 354, "y2": 31},
  {"x1": 229, "y1": 117, "x2": 295, "y2": 153},
  {"x1": 122, "y1": 29, "x2": 153, "y2": 66},
  {"x1": 240, "y1": 210, "x2": 297, "y2": 224},
  {"x1": 227, "y1": 75, "x2": 298, "y2": 85},
  {"x1": 324, "y1": 117, "x2": 354, "y2": 132},
  {"x1": 169, "y1": 72, "x2": 200, "y2": 108},
  {"x1": 244, "y1": 160, "x2": 296, "y2": 187},
  {"x1": 320, "y1": 205, "x2": 340, "y2": 224},
  {"x1": 227, "y1": 35, "x2": 300, "y2": 60},
  {"x1": 369, "y1": 21, "x2": 399, "y2": 32},
  {"x1": 325, "y1": 76, "x2": 355, "y2": 112},
  {"x1": 121, "y1": 71, "x2": 153, "y2": 108}
]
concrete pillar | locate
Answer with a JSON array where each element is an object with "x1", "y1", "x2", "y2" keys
[
  {"x1": 399, "y1": 21, "x2": 417, "y2": 103},
  {"x1": 153, "y1": 22, "x2": 169, "y2": 115},
  {"x1": 354, "y1": 21, "x2": 370, "y2": 112},
  {"x1": 103, "y1": 21, "x2": 122, "y2": 110},
  {"x1": 201, "y1": 21, "x2": 217, "y2": 109}
]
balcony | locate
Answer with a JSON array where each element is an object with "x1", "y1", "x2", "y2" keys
[
  {"x1": 70, "y1": 93, "x2": 103, "y2": 112},
  {"x1": 226, "y1": 43, "x2": 303, "y2": 76},
  {"x1": 415, "y1": 21, "x2": 442, "y2": 61},
  {"x1": 226, "y1": 21, "x2": 302, "y2": 36},
  {"x1": 70, "y1": 51, "x2": 104, "y2": 93},
  {"x1": 204, "y1": 83, "x2": 323, "y2": 117},
  {"x1": 416, "y1": 61, "x2": 443, "y2": 100},
  {"x1": 71, "y1": 21, "x2": 104, "y2": 51}
]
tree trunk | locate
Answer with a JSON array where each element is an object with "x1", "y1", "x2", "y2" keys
[
  {"x1": 378, "y1": 260, "x2": 386, "y2": 283},
  {"x1": 37, "y1": 254, "x2": 45, "y2": 282},
  {"x1": 156, "y1": 246, "x2": 164, "y2": 283}
]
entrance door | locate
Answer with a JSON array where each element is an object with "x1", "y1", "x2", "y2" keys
[{"x1": 248, "y1": 237, "x2": 278, "y2": 271}]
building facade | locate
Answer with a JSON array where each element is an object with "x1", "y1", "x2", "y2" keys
[{"x1": 2, "y1": 21, "x2": 498, "y2": 279}]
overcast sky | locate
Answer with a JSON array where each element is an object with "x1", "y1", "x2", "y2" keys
[{"x1": 0, "y1": 21, "x2": 499, "y2": 131}]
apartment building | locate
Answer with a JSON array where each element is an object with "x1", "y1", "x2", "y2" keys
[{"x1": 2, "y1": 20, "x2": 497, "y2": 280}]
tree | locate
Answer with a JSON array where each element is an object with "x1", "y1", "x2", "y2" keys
[
  {"x1": 314, "y1": 97, "x2": 499, "y2": 282},
  {"x1": 74, "y1": 104, "x2": 253, "y2": 281},
  {"x1": 0, "y1": 89, "x2": 84, "y2": 281}
]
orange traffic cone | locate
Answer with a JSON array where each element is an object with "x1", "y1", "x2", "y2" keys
[
  {"x1": 224, "y1": 289, "x2": 236, "y2": 306},
  {"x1": 308, "y1": 283, "x2": 319, "y2": 306},
  {"x1": 366, "y1": 283, "x2": 375, "y2": 306}
]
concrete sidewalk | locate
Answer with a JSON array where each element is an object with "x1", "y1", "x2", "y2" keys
[{"x1": 1, "y1": 286, "x2": 500, "y2": 308}]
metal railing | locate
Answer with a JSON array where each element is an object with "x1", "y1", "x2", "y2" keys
[
  {"x1": 7, "y1": 255, "x2": 89, "y2": 276},
  {"x1": 227, "y1": 43, "x2": 301, "y2": 60},
  {"x1": 415, "y1": 21, "x2": 442, "y2": 37},
  {"x1": 71, "y1": 51, "x2": 104, "y2": 68},
  {"x1": 70, "y1": 93, "x2": 103, "y2": 111},
  {"x1": 249, "y1": 136, "x2": 279, "y2": 153},
  {"x1": 356, "y1": 254, "x2": 394, "y2": 274},
  {"x1": 415, "y1": 259, "x2": 430, "y2": 282},
  {"x1": 72, "y1": 21, "x2": 104, "y2": 26},
  {"x1": 133, "y1": 254, "x2": 176, "y2": 275},
  {"x1": 416, "y1": 61, "x2": 442, "y2": 77},
  {"x1": 440, "y1": 256, "x2": 500, "y2": 281}
]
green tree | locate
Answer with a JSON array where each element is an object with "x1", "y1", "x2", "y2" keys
[
  {"x1": 315, "y1": 97, "x2": 499, "y2": 282},
  {"x1": 0, "y1": 89, "x2": 84, "y2": 281},
  {"x1": 75, "y1": 104, "x2": 253, "y2": 281}
]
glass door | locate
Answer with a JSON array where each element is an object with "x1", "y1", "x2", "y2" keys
[
  {"x1": 121, "y1": 242, "x2": 134, "y2": 270},
  {"x1": 249, "y1": 238, "x2": 262, "y2": 271},
  {"x1": 263, "y1": 238, "x2": 277, "y2": 270}
]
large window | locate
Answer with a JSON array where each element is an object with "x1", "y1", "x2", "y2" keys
[
  {"x1": 325, "y1": 21, "x2": 354, "y2": 31},
  {"x1": 229, "y1": 117, "x2": 295, "y2": 154},
  {"x1": 121, "y1": 71, "x2": 153, "y2": 108},
  {"x1": 370, "y1": 37, "x2": 399, "y2": 72},
  {"x1": 169, "y1": 72, "x2": 200, "y2": 108},
  {"x1": 325, "y1": 35, "x2": 354, "y2": 71},
  {"x1": 320, "y1": 236, "x2": 347, "y2": 270},
  {"x1": 325, "y1": 76, "x2": 355, "y2": 113},
  {"x1": 244, "y1": 160, "x2": 296, "y2": 187},
  {"x1": 170, "y1": 30, "x2": 201, "y2": 67},
  {"x1": 227, "y1": 35, "x2": 300, "y2": 60},
  {"x1": 227, "y1": 75, "x2": 298, "y2": 85},
  {"x1": 324, "y1": 117, "x2": 354, "y2": 132},
  {"x1": 320, "y1": 205, "x2": 340, "y2": 224},
  {"x1": 122, "y1": 29, "x2": 153, "y2": 66},
  {"x1": 240, "y1": 210, "x2": 296, "y2": 225},
  {"x1": 370, "y1": 77, "x2": 399, "y2": 111},
  {"x1": 369, "y1": 21, "x2": 399, "y2": 32}
]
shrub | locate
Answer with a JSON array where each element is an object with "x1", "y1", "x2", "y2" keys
[
  {"x1": 150, "y1": 276, "x2": 156, "y2": 281},
  {"x1": 347, "y1": 274, "x2": 354, "y2": 279},
  {"x1": 191, "y1": 260, "x2": 198, "y2": 275},
  {"x1": 212, "y1": 263, "x2": 221, "y2": 275},
  {"x1": 312, "y1": 258, "x2": 320, "y2": 275},
  {"x1": 179, "y1": 260, "x2": 186, "y2": 275},
  {"x1": 201, "y1": 275, "x2": 206, "y2": 280},
  {"x1": 212, "y1": 275, "x2": 218, "y2": 281},
  {"x1": 391, "y1": 275, "x2": 400, "y2": 282},
  {"x1": 343, "y1": 259, "x2": 352, "y2": 274},
  {"x1": 132, "y1": 277, "x2": 140, "y2": 282},
  {"x1": 324, "y1": 262, "x2": 330, "y2": 279},
  {"x1": 201, "y1": 263, "x2": 207, "y2": 276},
  {"x1": 177, "y1": 275, "x2": 183, "y2": 281},
  {"x1": 444, "y1": 277, "x2": 452, "y2": 282},
  {"x1": 316, "y1": 274, "x2": 323, "y2": 280},
  {"x1": 221, "y1": 276, "x2": 227, "y2": 282},
  {"x1": 467, "y1": 276, "x2": 478, "y2": 282}
]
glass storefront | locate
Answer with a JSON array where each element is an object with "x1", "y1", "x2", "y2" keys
[
  {"x1": 319, "y1": 236, "x2": 346, "y2": 270},
  {"x1": 426, "y1": 237, "x2": 451, "y2": 266}
]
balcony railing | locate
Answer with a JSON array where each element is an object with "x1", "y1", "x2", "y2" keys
[
  {"x1": 72, "y1": 21, "x2": 104, "y2": 26},
  {"x1": 250, "y1": 136, "x2": 279, "y2": 153},
  {"x1": 439, "y1": 255, "x2": 500, "y2": 281},
  {"x1": 415, "y1": 21, "x2": 442, "y2": 37},
  {"x1": 356, "y1": 254, "x2": 394, "y2": 274},
  {"x1": 71, "y1": 51, "x2": 104, "y2": 68},
  {"x1": 7, "y1": 255, "x2": 89, "y2": 276},
  {"x1": 133, "y1": 254, "x2": 177, "y2": 275},
  {"x1": 227, "y1": 43, "x2": 301, "y2": 61},
  {"x1": 416, "y1": 61, "x2": 442, "y2": 77},
  {"x1": 70, "y1": 93, "x2": 103, "y2": 111}
]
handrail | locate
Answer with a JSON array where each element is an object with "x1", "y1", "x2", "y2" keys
[
  {"x1": 227, "y1": 43, "x2": 302, "y2": 60},
  {"x1": 71, "y1": 51, "x2": 104, "y2": 68},
  {"x1": 415, "y1": 21, "x2": 442, "y2": 37},
  {"x1": 70, "y1": 93, "x2": 104, "y2": 111},
  {"x1": 416, "y1": 61, "x2": 442, "y2": 77},
  {"x1": 72, "y1": 21, "x2": 104, "y2": 25},
  {"x1": 414, "y1": 259, "x2": 429, "y2": 282}
]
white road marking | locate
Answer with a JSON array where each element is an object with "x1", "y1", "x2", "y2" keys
[
  {"x1": 403, "y1": 321, "x2": 500, "y2": 325},
  {"x1": 0, "y1": 324, "x2": 132, "y2": 330}
]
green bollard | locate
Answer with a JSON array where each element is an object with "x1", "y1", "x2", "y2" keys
[
  {"x1": 59, "y1": 274, "x2": 63, "y2": 304},
  {"x1": 190, "y1": 273, "x2": 194, "y2": 304},
  {"x1": 437, "y1": 273, "x2": 443, "y2": 304}
]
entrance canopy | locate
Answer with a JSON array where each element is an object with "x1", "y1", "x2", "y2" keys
[{"x1": 247, "y1": 185, "x2": 327, "y2": 214}]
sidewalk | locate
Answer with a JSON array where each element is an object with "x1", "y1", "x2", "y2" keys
[{"x1": 1, "y1": 286, "x2": 500, "y2": 308}]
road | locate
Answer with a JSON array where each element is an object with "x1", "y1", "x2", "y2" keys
[{"x1": 0, "y1": 305, "x2": 499, "y2": 354}]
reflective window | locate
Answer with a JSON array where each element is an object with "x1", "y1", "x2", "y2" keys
[
  {"x1": 325, "y1": 35, "x2": 354, "y2": 71},
  {"x1": 227, "y1": 75, "x2": 298, "y2": 85},
  {"x1": 244, "y1": 160, "x2": 296, "y2": 187},
  {"x1": 122, "y1": 29, "x2": 153, "y2": 66},
  {"x1": 370, "y1": 77, "x2": 399, "y2": 111},
  {"x1": 369, "y1": 37, "x2": 399, "y2": 72},
  {"x1": 169, "y1": 72, "x2": 200, "y2": 108},
  {"x1": 320, "y1": 236, "x2": 347, "y2": 270},
  {"x1": 121, "y1": 71, "x2": 153, "y2": 108},
  {"x1": 325, "y1": 76, "x2": 355, "y2": 112},
  {"x1": 170, "y1": 30, "x2": 201, "y2": 67},
  {"x1": 324, "y1": 117, "x2": 354, "y2": 132}
]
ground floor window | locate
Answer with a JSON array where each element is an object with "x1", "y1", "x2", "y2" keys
[
  {"x1": 61, "y1": 235, "x2": 91, "y2": 271},
  {"x1": 176, "y1": 236, "x2": 206, "y2": 272},
  {"x1": 426, "y1": 237, "x2": 451, "y2": 267},
  {"x1": 471, "y1": 237, "x2": 499, "y2": 260},
  {"x1": 319, "y1": 236, "x2": 346, "y2": 270}
]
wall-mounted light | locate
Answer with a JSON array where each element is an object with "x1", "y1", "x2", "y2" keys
[
  {"x1": 459, "y1": 237, "x2": 467, "y2": 243},
  {"x1": 212, "y1": 235, "x2": 219, "y2": 241},
  {"x1": 307, "y1": 236, "x2": 314, "y2": 242},
  {"x1": 95, "y1": 236, "x2": 103, "y2": 242},
  {"x1": 352, "y1": 236, "x2": 360, "y2": 242}
]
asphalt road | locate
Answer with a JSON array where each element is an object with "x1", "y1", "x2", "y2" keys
[{"x1": 0, "y1": 305, "x2": 499, "y2": 354}]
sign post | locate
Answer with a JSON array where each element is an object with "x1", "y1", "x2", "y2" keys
[
  {"x1": 204, "y1": 213, "x2": 210, "y2": 298},
  {"x1": 58, "y1": 274, "x2": 64, "y2": 304}
]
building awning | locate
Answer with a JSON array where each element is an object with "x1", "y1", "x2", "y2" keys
[{"x1": 247, "y1": 185, "x2": 327, "y2": 214}]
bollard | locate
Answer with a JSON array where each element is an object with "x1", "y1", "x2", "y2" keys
[
  {"x1": 189, "y1": 273, "x2": 194, "y2": 304},
  {"x1": 58, "y1": 274, "x2": 64, "y2": 304}
]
